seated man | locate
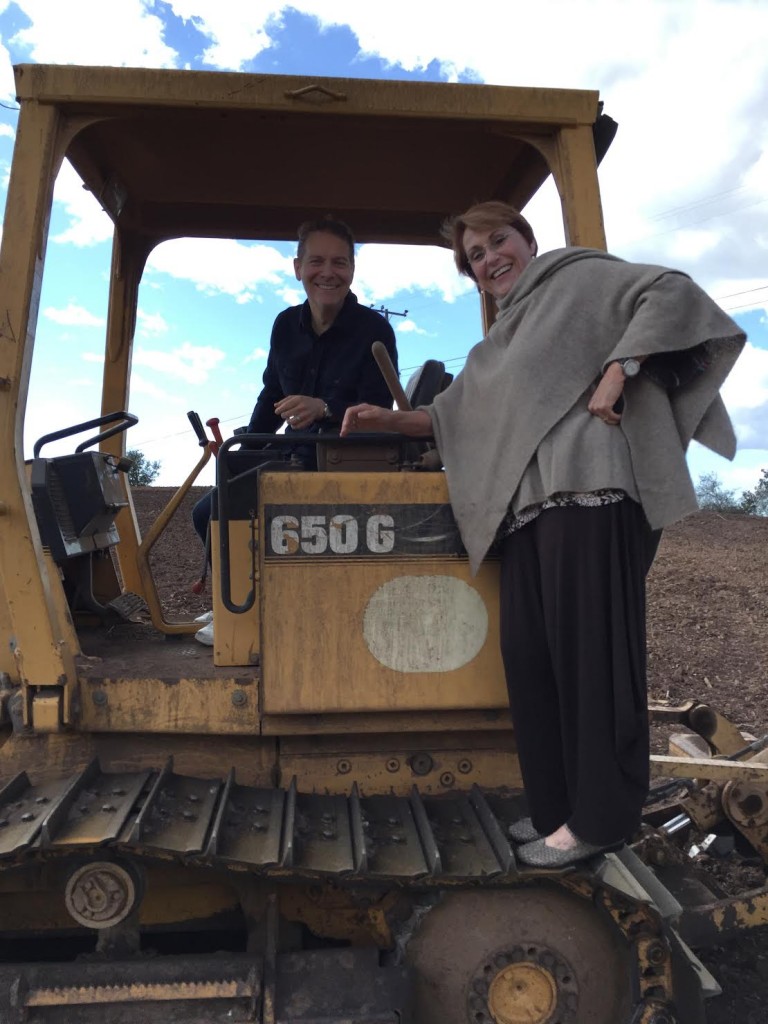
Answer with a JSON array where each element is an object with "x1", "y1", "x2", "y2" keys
[{"x1": 192, "y1": 215, "x2": 398, "y2": 644}]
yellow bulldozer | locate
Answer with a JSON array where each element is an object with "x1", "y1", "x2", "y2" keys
[{"x1": 1, "y1": 62, "x2": 767, "y2": 1024}]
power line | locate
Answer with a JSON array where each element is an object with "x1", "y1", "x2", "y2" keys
[
  {"x1": 716, "y1": 284, "x2": 768, "y2": 301},
  {"x1": 629, "y1": 195, "x2": 768, "y2": 244},
  {"x1": 649, "y1": 185, "x2": 747, "y2": 222},
  {"x1": 399, "y1": 355, "x2": 467, "y2": 375},
  {"x1": 722, "y1": 299, "x2": 768, "y2": 314}
]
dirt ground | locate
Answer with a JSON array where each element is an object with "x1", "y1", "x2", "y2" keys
[{"x1": 135, "y1": 487, "x2": 768, "y2": 1023}]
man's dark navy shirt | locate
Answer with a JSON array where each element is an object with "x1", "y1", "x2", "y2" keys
[{"x1": 247, "y1": 292, "x2": 398, "y2": 433}]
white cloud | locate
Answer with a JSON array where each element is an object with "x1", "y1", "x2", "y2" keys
[
  {"x1": 0, "y1": 123, "x2": 14, "y2": 139},
  {"x1": 43, "y1": 302, "x2": 105, "y2": 327},
  {"x1": 664, "y1": 229, "x2": 721, "y2": 264},
  {"x1": 742, "y1": 143, "x2": 768, "y2": 197},
  {"x1": 129, "y1": 371, "x2": 179, "y2": 403},
  {"x1": 354, "y1": 243, "x2": 474, "y2": 304},
  {"x1": 0, "y1": 39, "x2": 16, "y2": 101},
  {"x1": 243, "y1": 346, "x2": 268, "y2": 363},
  {"x1": 51, "y1": 159, "x2": 113, "y2": 246},
  {"x1": 277, "y1": 285, "x2": 303, "y2": 307},
  {"x1": 9, "y1": 0, "x2": 178, "y2": 68},
  {"x1": 167, "y1": 0, "x2": 278, "y2": 69},
  {"x1": 146, "y1": 237, "x2": 293, "y2": 303},
  {"x1": 137, "y1": 309, "x2": 169, "y2": 337},
  {"x1": 717, "y1": 342, "x2": 768, "y2": 456},
  {"x1": 133, "y1": 340, "x2": 226, "y2": 386},
  {"x1": 722, "y1": 343, "x2": 768, "y2": 413},
  {"x1": 81, "y1": 351, "x2": 104, "y2": 363},
  {"x1": 687, "y1": 442, "x2": 768, "y2": 499},
  {"x1": 23, "y1": 387, "x2": 103, "y2": 461},
  {"x1": 397, "y1": 320, "x2": 431, "y2": 336}
]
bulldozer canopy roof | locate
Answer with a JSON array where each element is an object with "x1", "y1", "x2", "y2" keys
[{"x1": 14, "y1": 63, "x2": 605, "y2": 247}]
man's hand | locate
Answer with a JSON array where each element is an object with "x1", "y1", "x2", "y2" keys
[
  {"x1": 588, "y1": 362, "x2": 626, "y2": 425},
  {"x1": 275, "y1": 395, "x2": 325, "y2": 428}
]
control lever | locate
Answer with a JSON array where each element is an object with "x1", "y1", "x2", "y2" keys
[
  {"x1": 372, "y1": 341, "x2": 439, "y2": 468},
  {"x1": 372, "y1": 341, "x2": 412, "y2": 411},
  {"x1": 187, "y1": 410, "x2": 208, "y2": 447},
  {"x1": 187, "y1": 410, "x2": 213, "y2": 595},
  {"x1": 206, "y1": 416, "x2": 224, "y2": 456}
]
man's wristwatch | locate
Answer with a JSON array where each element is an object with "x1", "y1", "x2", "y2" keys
[
  {"x1": 616, "y1": 357, "x2": 641, "y2": 378},
  {"x1": 321, "y1": 401, "x2": 332, "y2": 419}
]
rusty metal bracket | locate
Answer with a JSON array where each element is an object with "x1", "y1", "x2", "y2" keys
[{"x1": 650, "y1": 701, "x2": 749, "y2": 756}]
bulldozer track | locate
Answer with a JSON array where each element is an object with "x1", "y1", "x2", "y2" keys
[
  {"x1": 0, "y1": 757, "x2": 526, "y2": 883},
  {"x1": 0, "y1": 758, "x2": 698, "y2": 1023}
]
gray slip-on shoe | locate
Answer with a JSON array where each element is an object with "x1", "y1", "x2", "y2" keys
[
  {"x1": 516, "y1": 836, "x2": 623, "y2": 869},
  {"x1": 507, "y1": 817, "x2": 543, "y2": 844}
]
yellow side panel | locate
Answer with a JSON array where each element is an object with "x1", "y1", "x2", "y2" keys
[
  {"x1": 259, "y1": 471, "x2": 508, "y2": 715},
  {"x1": 211, "y1": 519, "x2": 260, "y2": 668},
  {"x1": 78, "y1": 676, "x2": 259, "y2": 734},
  {"x1": 0, "y1": 586, "x2": 14, "y2": 680}
]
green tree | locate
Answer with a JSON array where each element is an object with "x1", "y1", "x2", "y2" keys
[
  {"x1": 126, "y1": 449, "x2": 161, "y2": 487},
  {"x1": 695, "y1": 471, "x2": 741, "y2": 513},
  {"x1": 740, "y1": 468, "x2": 768, "y2": 517}
]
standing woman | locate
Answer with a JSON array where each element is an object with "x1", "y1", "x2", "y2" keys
[{"x1": 341, "y1": 200, "x2": 745, "y2": 869}]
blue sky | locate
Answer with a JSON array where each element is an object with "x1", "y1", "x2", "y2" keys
[{"x1": 0, "y1": 0, "x2": 766, "y2": 491}]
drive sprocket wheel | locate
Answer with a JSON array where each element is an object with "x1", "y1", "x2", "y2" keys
[
  {"x1": 64, "y1": 860, "x2": 140, "y2": 930},
  {"x1": 405, "y1": 885, "x2": 632, "y2": 1024}
]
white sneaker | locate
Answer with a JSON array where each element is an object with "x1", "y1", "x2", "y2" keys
[
  {"x1": 195, "y1": 621, "x2": 214, "y2": 646},
  {"x1": 194, "y1": 610, "x2": 214, "y2": 624}
]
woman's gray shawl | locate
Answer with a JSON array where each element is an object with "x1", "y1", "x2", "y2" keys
[{"x1": 428, "y1": 247, "x2": 745, "y2": 573}]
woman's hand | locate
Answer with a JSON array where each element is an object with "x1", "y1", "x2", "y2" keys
[
  {"x1": 274, "y1": 394, "x2": 325, "y2": 428},
  {"x1": 588, "y1": 363, "x2": 626, "y2": 425},
  {"x1": 341, "y1": 404, "x2": 399, "y2": 435},
  {"x1": 341, "y1": 404, "x2": 433, "y2": 437}
]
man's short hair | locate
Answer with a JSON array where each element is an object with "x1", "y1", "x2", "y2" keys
[{"x1": 296, "y1": 216, "x2": 356, "y2": 264}]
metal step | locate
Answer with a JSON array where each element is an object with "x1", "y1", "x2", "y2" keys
[
  {"x1": 0, "y1": 948, "x2": 411, "y2": 1024},
  {"x1": 106, "y1": 591, "x2": 149, "y2": 623},
  {"x1": 0, "y1": 953, "x2": 261, "y2": 1024}
]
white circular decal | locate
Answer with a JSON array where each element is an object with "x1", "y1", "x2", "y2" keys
[{"x1": 363, "y1": 575, "x2": 488, "y2": 673}]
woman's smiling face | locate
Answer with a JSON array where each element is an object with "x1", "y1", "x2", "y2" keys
[{"x1": 462, "y1": 224, "x2": 536, "y2": 300}]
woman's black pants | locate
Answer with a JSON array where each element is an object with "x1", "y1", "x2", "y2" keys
[{"x1": 499, "y1": 499, "x2": 659, "y2": 845}]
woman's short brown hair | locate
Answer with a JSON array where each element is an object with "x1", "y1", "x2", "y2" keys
[{"x1": 442, "y1": 201, "x2": 537, "y2": 280}]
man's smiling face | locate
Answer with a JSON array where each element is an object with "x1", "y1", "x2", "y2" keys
[{"x1": 294, "y1": 230, "x2": 354, "y2": 312}]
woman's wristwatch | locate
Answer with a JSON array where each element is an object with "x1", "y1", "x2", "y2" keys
[{"x1": 616, "y1": 357, "x2": 641, "y2": 378}]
